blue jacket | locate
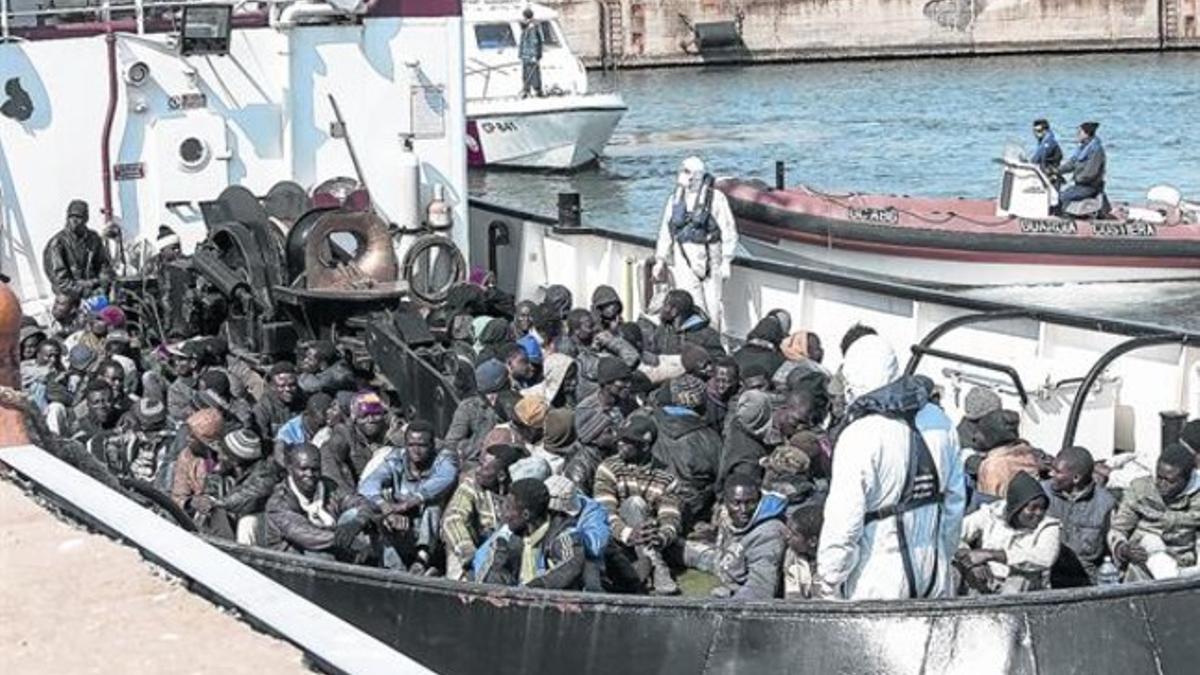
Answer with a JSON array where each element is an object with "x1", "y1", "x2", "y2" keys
[
  {"x1": 571, "y1": 494, "x2": 611, "y2": 560},
  {"x1": 1029, "y1": 130, "x2": 1062, "y2": 169},
  {"x1": 275, "y1": 414, "x2": 310, "y2": 446},
  {"x1": 1060, "y1": 136, "x2": 1106, "y2": 188},
  {"x1": 358, "y1": 447, "x2": 459, "y2": 507}
]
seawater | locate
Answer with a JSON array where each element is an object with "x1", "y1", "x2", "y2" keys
[{"x1": 468, "y1": 52, "x2": 1200, "y2": 238}]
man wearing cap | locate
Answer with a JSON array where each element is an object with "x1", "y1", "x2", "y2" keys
[
  {"x1": 171, "y1": 408, "x2": 224, "y2": 515},
  {"x1": 1057, "y1": 121, "x2": 1107, "y2": 215},
  {"x1": 42, "y1": 199, "x2": 114, "y2": 296},
  {"x1": 956, "y1": 385, "x2": 1002, "y2": 452},
  {"x1": 194, "y1": 429, "x2": 276, "y2": 543},
  {"x1": 442, "y1": 444, "x2": 525, "y2": 580},
  {"x1": 120, "y1": 397, "x2": 175, "y2": 481},
  {"x1": 651, "y1": 374, "x2": 723, "y2": 527},
  {"x1": 957, "y1": 472, "x2": 1061, "y2": 594},
  {"x1": 594, "y1": 415, "x2": 683, "y2": 594},
  {"x1": 359, "y1": 419, "x2": 460, "y2": 573},
  {"x1": 321, "y1": 391, "x2": 391, "y2": 493},
  {"x1": 252, "y1": 361, "x2": 306, "y2": 441},
  {"x1": 445, "y1": 358, "x2": 508, "y2": 464},
  {"x1": 165, "y1": 342, "x2": 202, "y2": 422}
]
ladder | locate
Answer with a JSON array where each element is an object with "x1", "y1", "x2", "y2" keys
[
  {"x1": 1162, "y1": 0, "x2": 1180, "y2": 42},
  {"x1": 600, "y1": 0, "x2": 624, "y2": 70}
]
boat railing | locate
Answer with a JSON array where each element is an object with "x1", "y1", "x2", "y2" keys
[{"x1": 0, "y1": 0, "x2": 311, "y2": 40}]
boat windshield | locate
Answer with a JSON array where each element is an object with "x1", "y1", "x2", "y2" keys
[
  {"x1": 539, "y1": 20, "x2": 562, "y2": 49},
  {"x1": 474, "y1": 22, "x2": 516, "y2": 50},
  {"x1": 1002, "y1": 142, "x2": 1028, "y2": 164}
]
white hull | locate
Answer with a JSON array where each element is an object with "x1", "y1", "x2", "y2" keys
[
  {"x1": 466, "y1": 94, "x2": 626, "y2": 170},
  {"x1": 766, "y1": 236, "x2": 1200, "y2": 287}
]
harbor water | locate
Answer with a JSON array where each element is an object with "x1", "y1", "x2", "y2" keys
[{"x1": 468, "y1": 52, "x2": 1200, "y2": 238}]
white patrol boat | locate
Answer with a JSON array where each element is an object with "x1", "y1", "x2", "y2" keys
[{"x1": 463, "y1": 0, "x2": 626, "y2": 170}]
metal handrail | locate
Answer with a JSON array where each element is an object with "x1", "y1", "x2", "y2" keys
[{"x1": 2, "y1": 0, "x2": 277, "y2": 38}]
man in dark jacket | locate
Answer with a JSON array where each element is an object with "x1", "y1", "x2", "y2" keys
[
  {"x1": 719, "y1": 389, "x2": 774, "y2": 494},
  {"x1": 1042, "y1": 445, "x2": 1116, "y2": 583},
  {"x1": 566, "y1": 308, "x2": 640, "y2": 401},
  {"x1": 652, "y1": 290, "x2": 724, "y2": 358},
  {"x1": 445, "y1": 358, "x2": 507, "y2": 464},
  {"x1": 1029, "y1": 118, "x2": 1063, "y2": 183},
  {"x1": 42, "y1": 200, "x2": 113, "y2": 296},
  {"x1": 651, "y1": 374, "x2": 722, "y2": 527},
  {"x1": 1058, "y1": 121, "x2": 1107, "y2": 214},
  {"x1": 518, "y1": 8, "x2": 544, "y2": 98},
  {"x1": 591, "y1": 285, "x2": 624, "y2": 332},
  {"x1": 733, "y1": 317, "x2": 786, "y2": 379},
  {"x1": 567, "y1": 358, "x2": 632, "y2": 492},
  {"x1": 321, "y1": 391, "x2": 390, "y2": 493},
  {"x1": 265, "y1": 444, "x2": 372, "y2": 561},
  {"x1": 473, "y1": 478, "x2": 585, "y2": 589},
  {"x1": 202, "y1": 429, "x2": 279, "y2": 544},
  {"x1": 252, "y1": 362, "x2": 306, "y2": 441},
  {"x1": 705, "y1": 356, "x2": 739, "y2": 432},
  {"x1": 297, "y1": 340, "x2": 356, "y2": 395}
]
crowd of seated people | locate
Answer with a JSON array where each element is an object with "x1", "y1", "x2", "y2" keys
[{"x1": 21, "y1": 250, "x2": 1200, "y2": 599}]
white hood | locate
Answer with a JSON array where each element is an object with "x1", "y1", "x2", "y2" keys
[{"x1": 841, "y1": 334, "x2": 899, "y2": 405}]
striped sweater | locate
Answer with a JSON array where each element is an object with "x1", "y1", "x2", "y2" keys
[
  {"x1": 441, "y1": 476, "x2": 506, "y2": 559},
  {"x1": 593, "y1": 456, "x2": 683, "y2": 545}
]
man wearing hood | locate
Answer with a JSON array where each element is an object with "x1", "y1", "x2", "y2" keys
[
  {"x1": 521, "y1": 352, "x2": 577, "y2": 409},
  {"x1": 718, "y1": 389, "x2": 775, "y2": 495},
  {"x1": 733, "y1": 317, "x2": 786, "y2": 378},
  {"x1": 684, "y1": 474, "x2": 788, "y2": 599},
  {"x1": 591, "y1": 285, "x2": 624, "y2": 332},
  {"x1": 652, "y1": 374, "x2": 723, "y2": 527},
  {"x1": 1108, "y1": 443, "x2": 1200, "y2": 580},
  {"x1": 652, "y1": 290, "x2": 724, "y2": 359},
  {"x1": 817, "y1": 335, "x2": 966, "y2": 600},
  {"x1": 956, "y1": 472, "x2": 1061, "y2": 594},
  {"x1": 42, "y1": 199, "x2": 114, "y2": 296},
  {"x1": 653, "y1": 157, "x2": 738, "y2": 332}
]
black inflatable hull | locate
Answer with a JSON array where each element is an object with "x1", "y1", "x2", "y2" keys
[{"x1": 218, "y1": 543, "x2": 1200, "y2": 675}]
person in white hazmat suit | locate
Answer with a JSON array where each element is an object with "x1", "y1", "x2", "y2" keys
[
  {"x1": 816, "y1": 334, "x2": 966, "y2": 600},
  {"x1": 653, "y1": 157, "x2": 738, "y2": 332}
]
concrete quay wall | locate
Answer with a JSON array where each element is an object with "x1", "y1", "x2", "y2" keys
[{"x1": 545, "y1": 0, "x2": 1200, "y2": 67}]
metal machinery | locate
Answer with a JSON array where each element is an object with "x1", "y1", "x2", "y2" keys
[{"x1": 189, "y1": 181, "x2": 467, "y2": 434}]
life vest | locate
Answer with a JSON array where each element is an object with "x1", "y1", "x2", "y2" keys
[{"x1": 669, "y1": 174, "x2": 722, "y2": 246}]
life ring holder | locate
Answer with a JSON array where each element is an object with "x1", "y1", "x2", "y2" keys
[{"x1": 401, "y1": 234, "x2": 466, "y2": 304}]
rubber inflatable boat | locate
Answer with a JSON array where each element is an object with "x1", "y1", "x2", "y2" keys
[{"x1": 721, "y1": 155, "x2": 1200, "y2": 286}]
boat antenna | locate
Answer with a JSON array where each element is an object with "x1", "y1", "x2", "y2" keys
[{"x1": 327, "y1": 94, "x2": 370, "y2": 195}]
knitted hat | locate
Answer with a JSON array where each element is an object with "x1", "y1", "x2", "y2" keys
[
  {"x1": 545, "y1": 475, "x2": 581, "y2": 516},
  {"x1": 223, "y1": 429, "x2": 263, "y2": 461},
  {"x1": 514, "y1": 395, "x2": 549, "y2": 429},
  {"x1": 68, "y1": 344, "x2": 97, "y2": 371},
  {"x1": 780, "y1": 331, "x2": 811, "y2": 362},
  {"x1": 475, "y1": 358, "x2": 509, "y2": 395},
  {"x1": 735, "y1": 390, "x2": 774, "y2": 437},
  {"x1": 977, "y1": 409, "x2": 1020, "y2": 450},
  {"x1": 596, "y1": 356, "x2": 632, "y2": 385},
  {"x1": 509, "y1": 455, "x2": 552, "y2": 483},
  {"x1": 543, "y1": 408, "x2": 576, "y2": 449},
  {"x1": 67, "y1": 199, "x2": 88, "y2": 218},
  {"x1": 157, "y1": 225, "x2": 181, "y2": 252},
  {"x1": 575, "y1": 405, "x2": 618, "y2": 445},
  {"x1": 186, "y1": 408, "x2": 224, "y2": 445},
  {"x1": 133, "y1": 397, "x2": 168, "y2": 427},
  {"x1": 681, "y1": 345, "x2": 711, "y2": 375},
  {"x1": 352, "y1": 391, "x2": 386, "y2": 417},
  {"x1": 517, "y1": 334, "x2": 544, "y2": 365},
  {"x1": 96, "y1": 305, "x2": 126, "y2": 328},
  {"x1": 1004, "y1": 471, "x2": 1045, "y2": 525},
  {"x1": 760, "y1": 441, "x2": 812, "y2": 476},
  {"x1": 591, "y1": 285, "x2": 621, "y2": 311},
  {"x1": 670, "y1": 374, "x2": 707, "y2": 409},
  {"x1": 481, "y1": 425, "x2": 519, "y2": 451},
  {"x1": 963, "y1": 386, "x2": 1002, "y2": 422}
]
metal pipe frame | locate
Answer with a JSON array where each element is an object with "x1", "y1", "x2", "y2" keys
[{"x1": 910, "y1": 344, "x2": 1030, "y2": 406}]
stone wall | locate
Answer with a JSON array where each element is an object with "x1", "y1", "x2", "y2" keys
[{"x1": 544, "y1": 0, "x2": 1199, "y2": 67}]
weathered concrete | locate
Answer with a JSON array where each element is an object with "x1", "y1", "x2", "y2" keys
[{"x1": 545, "y1": 0, "x2": 1200, "y2": 68}]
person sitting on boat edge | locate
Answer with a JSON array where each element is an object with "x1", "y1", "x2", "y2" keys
[
  {"x1": 1029, "y1": 118, "x2": 1063, "y2": 185},
  {"x1": 683, "y1": 473, "x2": 789, "y2": 600},
  {"x1": 1107, "y1": 442, "x2": 1200, "y2": 581},
  {"x1": 441, "y1": 443, "x2": 525, "y2": 581},
  {"x1": 654, "y1": 157, "x2": 739, "y2": 334},
  {"x1": 473, "y1": 478, "x2": 586, "y2": 589},
  {"x1": 518, "y1": 8, "x2": 544, "y2": 98},
  {"x1": 1056, "y1": 121, "x2": 1108, "y2": 216}
]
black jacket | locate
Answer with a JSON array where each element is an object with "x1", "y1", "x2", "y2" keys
[
  {"x1": 651, "y1": 407, "x2": 722, "y2": 526},
  {"x1": 264, "y1": 477, "x2": 366, "y2": 553},
  {"x1": 43, "y1": 227, "x2": 113, "y2": 295},
  {"x1": 320, "y1": 424, "x2": 384, "y2": 493},
  {"x1": 651, "y1": 313, "x2": 724, "y2": 359},
  {"x1": 719, "y1": 418, "x2": 769, "y2": 496}
]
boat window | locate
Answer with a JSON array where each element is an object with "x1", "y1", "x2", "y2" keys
[
  {"x1": 474, "y1": 23, "x2": 516, "y2": 50},
  {"x1": 539, "y1": 21, "x2": 562, "y2": 48}
]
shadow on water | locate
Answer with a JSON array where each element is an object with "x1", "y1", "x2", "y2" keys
[{"x1": 470, "y1": 52, "x2": 1200, "y2": 237}]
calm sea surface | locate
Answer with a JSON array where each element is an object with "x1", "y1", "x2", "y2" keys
[{"x1": 469, "y1": 52, "x2": 1200, "y2": 237}]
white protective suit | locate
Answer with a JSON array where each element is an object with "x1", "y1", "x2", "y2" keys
[
  {"x1": 654, "y1": 157, "x2": 738, "y2": 332},
  {"x1": 816, "y1": 335, "x2": 966, "y2": 600}
]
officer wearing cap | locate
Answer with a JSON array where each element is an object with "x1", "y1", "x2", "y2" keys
[{"x1": 42, "y1": 199, "x2": 114, "y2": 295}]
